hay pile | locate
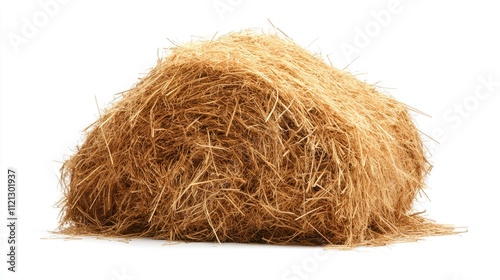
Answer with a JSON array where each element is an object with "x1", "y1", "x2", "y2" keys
[{"x1": 58, "y1": 31, "x2": 454, "y2": 246}]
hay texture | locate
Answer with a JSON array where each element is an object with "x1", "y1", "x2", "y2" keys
[{"x1": 58, "y1": 31, "x2": 454, "y2": 246}]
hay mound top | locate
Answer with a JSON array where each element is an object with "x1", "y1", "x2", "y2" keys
[{"x1": 58, "y1": 31, "x2": 454, "y2": 246}]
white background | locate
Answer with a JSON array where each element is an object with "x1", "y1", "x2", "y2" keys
[{"x1": 1, "y1": 0, "x2": 499, "y2": 279}]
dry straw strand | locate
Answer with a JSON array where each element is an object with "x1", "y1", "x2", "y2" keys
[{"x1": 58, "y1": 30, "x2": 456, "y2": 247}]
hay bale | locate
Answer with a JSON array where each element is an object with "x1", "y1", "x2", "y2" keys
[{"x1": 58, "y1": 31, "x2": 454, "y2": 246}]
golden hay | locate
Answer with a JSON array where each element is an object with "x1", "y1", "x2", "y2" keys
[{"x1": 58, "y1": 31, "x2": 455, "y2": 246}]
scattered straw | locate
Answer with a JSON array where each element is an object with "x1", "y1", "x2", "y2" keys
[{"x1": 58, "y1": 31, "x2": 456, "y2": 246}]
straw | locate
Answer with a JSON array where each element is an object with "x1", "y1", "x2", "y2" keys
[{"x1": 57, "y1": 31, "x2": 455, "y2": 246}]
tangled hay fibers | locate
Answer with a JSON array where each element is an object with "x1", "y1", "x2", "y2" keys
[{"x1": 58, "y1": 31, "x2": 455, "y2": 246}]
